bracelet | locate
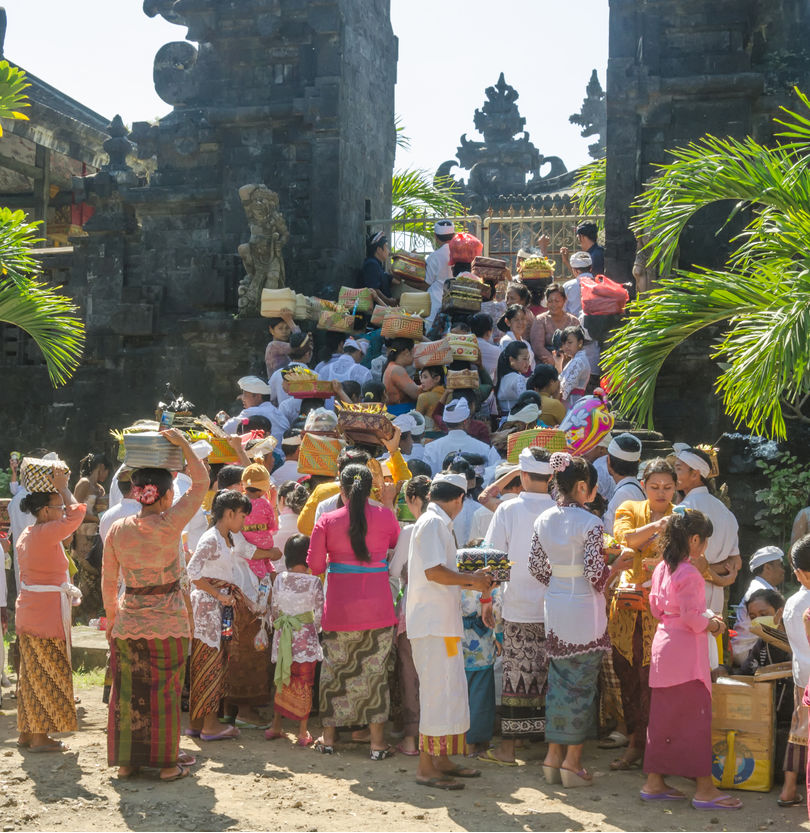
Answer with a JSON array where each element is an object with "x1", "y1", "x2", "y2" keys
[{"x1": 479, "y1": 596, "x2": 492, "y2": 604}]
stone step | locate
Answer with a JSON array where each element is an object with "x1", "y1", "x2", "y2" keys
[{"x1": 71, "y1": 625, "x2": 108, "y2": 670}]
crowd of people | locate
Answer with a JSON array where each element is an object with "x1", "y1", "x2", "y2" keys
[{"x1": 4, "y1": 219, "x2": 810, "y2": 815}]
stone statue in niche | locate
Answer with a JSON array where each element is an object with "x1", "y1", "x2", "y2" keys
[
  {"x1": 632, "y1": 235, "x2": 660, "y2": 295},
  {"x1": 237, "y1": 184, "x2": 289, "y2": 317}
]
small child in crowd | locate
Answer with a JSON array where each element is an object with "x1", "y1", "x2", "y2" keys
[
  {"x1": 240, "y1": 463, "x2": 279, "y2": 579},
  {"x1": 266, "y1": 534, "x2": 323, "y2": 746},
  {"x1": 416, "y1": 367, "x2": 446, "y2": 424}
]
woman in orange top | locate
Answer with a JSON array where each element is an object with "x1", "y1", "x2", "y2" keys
[
  {"x1": 382, "y1": 338, "x2": 422, "y2": 415},
  {"x1": 103, "y1": 429, "x2": 208, "y2": 782},
  {"x1": 15, "y1": 467, "x2": 85, "y2": 752}
]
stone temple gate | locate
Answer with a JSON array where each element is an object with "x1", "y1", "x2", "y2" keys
[{"x1": 1, "y1": 0, "x2": 810, "y2": 467}]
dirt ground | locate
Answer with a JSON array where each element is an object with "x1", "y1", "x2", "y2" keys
[{"x1": 1, "y1": 680, "x2": 808, "y2": 833}]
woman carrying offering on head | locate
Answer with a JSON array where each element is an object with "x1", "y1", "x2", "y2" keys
[
  {"x1": 16, "y1": 466, "x2": 85, "y2": 752},
  {"x1": 529, "y1": 283, "x2": 579, "y2": 367},
  {"x1": 382, "y1": 338, "x2": 422, "y2": 415}
]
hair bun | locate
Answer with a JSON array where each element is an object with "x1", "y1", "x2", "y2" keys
[{"x1": 549, "y1": 452, "x2": 572, "y2": 473}]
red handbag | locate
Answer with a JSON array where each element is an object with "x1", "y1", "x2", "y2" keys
[{"x1": 580, "y1": 274, "x2": 629, "y2": 316}]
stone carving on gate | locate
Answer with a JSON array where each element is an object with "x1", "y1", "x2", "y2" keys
[{"x1": 236, "y1": 184, "x2": 289, "y2": 317}]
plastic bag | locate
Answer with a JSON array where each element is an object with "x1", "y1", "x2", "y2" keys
[
  {"x1": 580, "y1": 274, "x2": 629, "y2": 316},
  {"x1": 448, "y1": 232, "x2": 484, "y2": 265}
]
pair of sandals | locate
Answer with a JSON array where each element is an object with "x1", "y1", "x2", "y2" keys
[
  {"x1": 118, "y1": 753, "x2": 197, "y2": 782},
  {"x1": 312, "y1": 738, "x2": 395, "y2": 760},
  {"x1": 416, "y1": 767, "x2": 481, "y2": 791}
]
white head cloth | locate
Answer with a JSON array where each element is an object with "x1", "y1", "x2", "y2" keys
[
  {"x1": 519, "y1": 447, "x2": 552, "y2": 475},
  {"x1": 432, "y1": 472, "x2": 467, "y2": 492},
  {"x1": 673, "y1": 442, "x2": 711, "y2": 478},
  {"x1": 607, "y1": 433, "x2": 642, "y2": 462},
  {"x1": 443, "y1": 398, "x2": 471, "y2": 424}
]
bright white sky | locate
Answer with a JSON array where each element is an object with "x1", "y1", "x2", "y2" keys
[{"x1": 4, "y1": 0, "x2": 608, "y2": 176}]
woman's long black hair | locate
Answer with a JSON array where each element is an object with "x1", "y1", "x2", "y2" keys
[
  {"x1": 494, "y1": 340, "x2": 529, "y2": 398},
  {"x1": 340, "y1": 463, "x2": 373, "y2": 562},
  {"x1": 659, "y1": 509, "x2": 714, "y2": 573},
  {"x1": 79, "y1": 452, "x2": 111, "y2": 478}
]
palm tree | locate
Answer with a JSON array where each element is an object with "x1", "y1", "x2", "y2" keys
[
  {"x1": 601, "y1": 89, "x2": 810, "y2": 440},
  {"x1": 572, "y1": 155, "x2": 606, "y2": 216},
  {"x1": 0, "y1": 63, "x2": 85, "y2": 385}
]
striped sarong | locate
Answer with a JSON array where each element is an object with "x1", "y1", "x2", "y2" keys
[
  {"x1": 318, "y1": 626, "x2": 393, "y2": 727},
  {"x1": 107, "y1": 637, "x2": 188, "y2": 768},
  {"x1": 17, "y1": 634, "x2": 77, "y2": 734},
  {"x1": 189, "y1": 638, "x2": 225, "y2": 721}
]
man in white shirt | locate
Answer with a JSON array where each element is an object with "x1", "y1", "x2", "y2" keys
[
  {"x1": 731, "y1": 546, "x2": 785, "y2": 663},
  {"x1": 469, "y1": 313, "x2": 501, "y2": 381},
  {"x1": 424, "y1": 220, "x2": 456, "y2": 327},
  {"x1": 585, "y1": 436, "x2": 616, "y2": 502},
  {"x1": 562, "y1": 251, "x2": 600, "y2": 374},
  {"x1": 675, "y1": 443, "x2": 740, "y2": 667},
  {"x1": 603, "y1": 434, "x2": 645, "y2": 535},
  {"x1": 780, "y1": 534, "x2": 810, "y2": 806},
  {"x1": 174, "y1": 440, "x2": 213, "y2": 553},
  {"x1": 424, "y1": 398, "x2": 500, "y2": 474},
  {"x1": 481, "y1": 448, "x2": 556, "y2": 764},
  {"x1": 322, "y1": 337, "x2": 372, "y2": 387},
  {"x1": 222, "y1": 376, "x2": 289, "y2": 443},
  {"x1": 407, "y1": 472, "x2": 493, "y2": 789},
  {"x1": 99, "y1": 470, "x2": 141, "y2": 543},
  {"x1": 270, "y1": 431, "x2": 303, "y2": 485}
]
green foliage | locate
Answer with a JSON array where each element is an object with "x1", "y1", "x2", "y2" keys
[
  {"x1": 0, "y1": 208, "x2": 43, "y2": 287},
  {"x1": 754, "y1": 452, "x2": 810, "y2": 549},
  {"x1": 0, "y1": 468, "x2": 10, "y2": 498},
  {"x1": 0, "y1": 61, "x2": 30, "y2": 136},
  {"x1": 602, "y1": 88, "x2": 810, "y2": 439},
  {"x1": 573, "y1": 156, "x2": 606, "y2": 216}
]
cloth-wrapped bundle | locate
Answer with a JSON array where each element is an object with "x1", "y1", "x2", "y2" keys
[
  {"x1": 391, "y1": 252, "x2": 428, "y2": 290},
  {"x1": 442, "y1": 276, "x2": 483, "y2": 312},
  {"x1": 413, "y1": 338, "x2": 452, "y2": 369},
  {"x1": 457, "y1": 547, "x2": 511, "y2": 583},
  {"x1": 446, "y1": 333, "x2": 480, "y2": 362},
  {"x1": 260, "y1": 288, "x2": 297, "y2": 317},
  {"x1": 448, "y1": 233, "x2": 484, "y2": 265},
  {"x1": 298, "y1": 434, "x2": 344, "y2": 477},
  {"x1": 317, "y1": 309, "x2": 356, "y2": 333},
  {"x1": 335, "y1": 401, "x2": 395, "y2": 447},
  {"x1": 446, "y1": 368, "x2": 480, "y2": 390},
  {"x1": 122, "y1": 432, "x2": 186, "y2": 471},
  {"x1": 471, "y1": 255, "x2": 510, "y2": 283},
  {"x1": 381, "y1": 309, "x2": 424, "y2": 340},
  {"x1": 338, "y1": 287, "x2": 374, "y2": 314},
  {"x1": 399, "y1": 291, "x2": 431, "y2": 317},
  {"x1": 371, "y1": 304, "x2": 402, "y2": 327},
  {"x1": 20, "y1": 457, "x2": 71, "y2": 493},
  {"x1": 506, "y1": 428, "x2": 568, "y2": 463}
]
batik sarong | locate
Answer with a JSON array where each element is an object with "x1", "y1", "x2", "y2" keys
[
  {"x1": 107, "y1": 637, "x2": 188, "y2": 768},
  {"x1": 500, "y1": 621, "x2": 547, "y2": 737},
  {"x1": 546, "y1": 651, "x2": 603, "y2": 745},
  {"x1": 225, "y1": 591, "x2": 269, "y2": 706},
  {"x1": 189, "y1": 637, "x2": 225, "y2": 721},
  {"x1": 319, "y1": 626, "x2": 393, "y2": 727},
  {"x1": 17, "y1": 634, "x2": 77, "y2": 734},
  {"x1": 274, "y1": 660, "x2": 317, "y2": 721}
]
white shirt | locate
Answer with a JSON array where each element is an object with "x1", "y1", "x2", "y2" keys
[
  {"x1": 406, "y1": 502, "x2": 462, "y2": 638},
  {"x1": 731, "y1": 575, "x2": 777, "y2": 662},
  {"x1": 454, "y1": 497, "x2": 482, "y2": 550},
  {"x1": 8, "y1": 487, "x2": 33, "y2": 590},
  {"x1": 424, "y1": 429, "x2": 501, "y2": 474},
  {"x1": 499, "y1": 334, "x2": 535, "y2": 371},
  {"x1": 784, "y1": 587, "x2": 810, "y2": 686},
  {"x1": 477, "y1": 336, "x2": 501, "y2": 381},
  {"x1": 223, "y1": 401, "x2": 289, "y2": 444},
  {"x1": 271, "y1": 459, "x2": 302, "y2": 486},
  {"x1": 559, "y1": 350, "x2": 591, "y2": 407},
  {"x1": 487, "y1": 491, "x2": 555, "y2": 623},
  {"x1": 604, "y1": 476, "x2": 645, "y2": 535},
  {"x1": 496, "y1": 372, "x2": 528, "y2": 414},
  {"x1": 680, "y1": 486, "x2": 740, "y2": 613},
  {"x1": 323, "y1": 354, "x2": 372, "y2": 387},
  {"x1": 563, "y1": 274, "x2": 588, "y2": 317},
  {"x1": 174, "y1": 472, "x2": 209, "y2": 553},
  {"x1": 272, "y1": 513, "x2": 301, "y2": 566},
  {"x1": 425, "y1": 243, "x2": 453, "y2": 326},
  {"x1": 593, "y1": 455, "x2": 615, "y2": 502},
  {"x1": 99, "y1": 498, "x2": 140, "y2": 544},
  {"x1": 269, "y1": 360, "x2": 308, "y2": 406}
]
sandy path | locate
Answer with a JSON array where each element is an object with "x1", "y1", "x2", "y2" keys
[{"x1": 0, "y1": 683, "x2": 808, "y2": 832}]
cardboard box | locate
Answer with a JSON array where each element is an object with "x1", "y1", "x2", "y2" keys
[{"x1": 711, "y1": 676, "x2": 774, "y2": 792}]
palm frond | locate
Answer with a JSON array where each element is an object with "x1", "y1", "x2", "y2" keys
[
  {"x1": 0, "y1": 208, "x2": 43, "y2": 287},
  {"x1": 573, "y1": 157, "x2": 606, "y2": 216},
  {"x1": 0, "y1": 61, "x2": 31, "y2": 136},
  {"x1": 391, "y1": 168, "x2": 464, "y2": 220},
  {"x1": 0, "y1": 278, "x2": 85, "y2": 386},
  {"x1": 395, "y1": 114, "x2": 411, "y2": 152}
]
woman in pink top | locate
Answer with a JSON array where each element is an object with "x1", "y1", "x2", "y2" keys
[
  {"x1": 103, "y1": 429, "x2": 208, "y2": 782},
  {"x1": 15, "y1": 467, "x2": 85, "y2": 752},
  {"x1": 642, "y1": 508, "x2": 742, "y2": 810},
  {"x1": 307, "y1": 463, "x2": 400, "y2": 758}
]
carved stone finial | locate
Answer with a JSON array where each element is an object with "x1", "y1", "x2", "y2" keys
[
  {"x1": 236, "y1": 185, "x2": 289, "y2": 317},
  {"x1": 569, "y1": 69, "x2": 606, "y2": 160},
  {"x1": 103, "y1": 115, "x2": 135, "y2": 172}
]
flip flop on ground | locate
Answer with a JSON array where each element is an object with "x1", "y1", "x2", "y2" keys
[
  {"x1": 200, "y1": 726, "x2": 240, "y2": 741},
  {"x1": 160, "y1": 765, "x2": 191, "y2": 782},
  {"x1": 692, "y1": 794, "x2": 743, "y2": 810},
  {"x1": 416, "y1": 777, "x2": 464, "y2": 791},
  {"x1": 477, "y1": 749, "x2": 517, "y2": 766}
]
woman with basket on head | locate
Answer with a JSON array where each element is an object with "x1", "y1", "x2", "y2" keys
[
  {"x1": 15, "y1": 463, "x2": 85, "y2": 752},
  {"x1": 102, "y1": 428, "x2": 208, "y2": 782},
  {"x1": 382, "y1": 338, "x2": 422, "y2": 416},
  {"x1": 606, "y1": 458, "x2": 677, "y2": 772},
  {"x1": 307, "y1": 464, "x2": 401, "y2": 759}
]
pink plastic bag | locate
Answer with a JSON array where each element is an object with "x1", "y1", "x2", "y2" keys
[{"x1": 580, "y1": 274, "x2": 629, "y2": 316}]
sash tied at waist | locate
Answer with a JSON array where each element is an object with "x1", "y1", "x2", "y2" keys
[
  {"x1": 273, "y1": 611, "x2": 316, "y2": 689},
  {"x1": 20, "y1": 581, "x2": 82, "y2": 661}
]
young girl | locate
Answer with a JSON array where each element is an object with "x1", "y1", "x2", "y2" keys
[
  {"x1": 266, "y1": 534, "x2": 323, "y2": 746},
  {"x1": 264, "y1": 311, "x2": 301, "y2": 378},
  {"x1": 415, "y1": 367, "x2": 446, "y2": 423},
  {"x1": 555, "y1": 325, "x2": 590, "y2": 408},
  {"x1": 240, "y1": 463, "x2": 280, "y2": 579},
  {"x1": 273, "y1": 482, "x2": 309, "y2": 557},
  {"x1": 641, "y1": 508, "x2": 742, "y2": 810},
  {"x1": 498, "y1": 305, "x2": 535, "y2": 371},
  {"x1": 495, "y1": 341, "x2": 531, "y2": 415}
]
